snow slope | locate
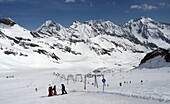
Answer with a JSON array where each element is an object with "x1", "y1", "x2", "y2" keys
[
  {"x1": 0, "y1": 64, "x2": 170, "y2": 104},
  {"x1": 0, "y1": 17, "x2": 170, "y2": 70},
  {"x1": 0, "y1": 17, "x2": 170, "y2": 104}
]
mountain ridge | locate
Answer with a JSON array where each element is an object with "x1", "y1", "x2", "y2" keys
[{"x1": 0, "y1": 17, "x2": 169, "y2": 70}]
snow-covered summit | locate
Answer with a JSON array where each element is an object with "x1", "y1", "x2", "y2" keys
[
  {"x1": 123, "y1": 17, "x2": 170, "y2": 49},
  {"x1": 34, "y1": 20, "x2": 68, "y2": 38},
  {"x1": 126, "y1": 17, "x2": 154, "y2": 25},
  {"x1": 0, "y1": 18, "x2": 32, "y2": 38},
  {"x1": 36, "y1": 20, "x2": 63, "y2": 31},
  {"x1": 72, "y1": 20, "x2": 81, "y2": 26}
]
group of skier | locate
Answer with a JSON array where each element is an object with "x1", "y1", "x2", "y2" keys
[{"x1": 48, "y1": 84, "x2": 67, "y2": 96}]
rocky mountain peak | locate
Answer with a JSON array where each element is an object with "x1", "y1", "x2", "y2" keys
[
  {"x1": 44, "y1": 20, "x2": 57, "y2": 27},
  {"x1": 0, "y1": 18, "x2": 16, "y2": 26},
  {"x1": 37, "y1": 20, "x2": 63, "y2": 31},
  {"x1": 85, "y1": 19, "x2": 105, "y2": 24},
  {"x1": 69, "y1": 20, "x2": 81, "y2": 29},
  {"x1": 72, "y1": 20, "x2": 81, "y2": 25},
  {"x1": 140, "y1": 16, "x2": 154, "y2": 22},
  {"x1": 32, "y1": 20, "x2": 67, "y2": 38},
  {"x1": 124, "y1": 16, "x2": 155, "y2": 27},
  {"x1": 123, "y1": 17, "x2": 170, "y2": 49},
  {"x1": 135, "y1": 16, "x2": 153, "y2": 22}
]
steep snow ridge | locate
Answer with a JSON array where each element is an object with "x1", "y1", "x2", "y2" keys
[
  {"x1": 0, "y1": 23, "x2": 32, "y2": 39},
  {"x1": 84, "y1": 19, "x2": 126, "y2": 36},
  {"x1": 0, "y1": 19, "x2": 62, "y2": 68},
  {"x1": 84, "y1": 19, "x2": 144, "y2": 48},
  {"x1": 35, "y1": 20, "x2": 68, "y2": 38},
  {"x1": 0, "y1": 20, "x2": 35, "y2": 58},
  {"x1": 2, "y1": 24, "x2": 32, "y2": 38},
  {"x1": 123, "y1": 17, "x2": 170, "y2": 49},
  {"x1": 69, "y1": 19, "x2": 145, "y2": 55},
  {"x1": 69, "y1": 21, "x2": 95, "y2": 40}
]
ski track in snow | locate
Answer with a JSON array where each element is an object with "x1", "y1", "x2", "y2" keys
[{"x1": 70, "y1": 90, "x2": 170, "y2": 103}]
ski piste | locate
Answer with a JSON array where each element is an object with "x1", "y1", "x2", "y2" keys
[{"x1": 40, "y1": 93, "x2": 68, "y2": 98}]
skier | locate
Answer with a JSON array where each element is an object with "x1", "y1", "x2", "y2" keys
[
  {"x1": 35, "y1": 88, "x2": 38, "y2": 92},
  {"x1": 48, "y1": 85, "x2": 53, "y2": 96},
  {"x1": 61, "y1": 84, "x2": 67, "y2": 94},
  {"x1": 141, "y1": 80, "x2": 143, "y2": 84},
  {"x1": 119, "y1": 82, "x2": 122, "y2": 86},
  {"x1": 53, "y1": 85, "x2": 57, "y2": 95}
]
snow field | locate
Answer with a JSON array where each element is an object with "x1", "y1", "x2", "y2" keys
[{"x1": 0, "y1": 66, "x2": 170, "y2": 104}]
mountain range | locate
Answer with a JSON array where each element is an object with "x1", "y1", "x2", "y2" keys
[{"x1": 0, "y1": 17, "x2": 170, "y2": 70}]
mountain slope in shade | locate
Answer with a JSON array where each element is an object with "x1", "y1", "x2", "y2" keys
[{"x1": 138, "y1": 48, "x2": 170, "y2": 69}]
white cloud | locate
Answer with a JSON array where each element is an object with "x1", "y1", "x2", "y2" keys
[
  {"x1": 130, "y1": 3, "x2": 157, "y2": 10},
  {"x1": 159, "y1": 2, "x2": 166, "y2": 7},
  {"x1": 159, "y1": 2, "x2": 170, "y2": 8},
  {"x1": 90, "y1": 2, "x2": 93, "y2": 7},
  {"x1": 65, "y1": 0, "x2": 76, "y2": 3}
]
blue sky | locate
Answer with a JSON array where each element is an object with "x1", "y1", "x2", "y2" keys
[{"x1": 0, "y1": 0, "x2": 170, "y2": 30}]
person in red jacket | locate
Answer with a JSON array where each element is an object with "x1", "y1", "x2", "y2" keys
[{"x1": 48, "y1": 85, "x2": 53, "y2": 96}]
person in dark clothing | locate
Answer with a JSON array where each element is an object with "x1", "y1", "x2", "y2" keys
[
  {"x1": 53, "y1": 85, "x2": 57, "y2": 95},
  {"x1": 35, "y1": 88, "x2": 38, "y2": 92},
  {"x1": 61, "y1": 84, "x2": 67, "y2": 94},
  {"x1": 119, "y1": 82, "x2": 122, "y2": 86},
  {"x1": 48, "y1": 85, "x2": 53, "y2": 96}
]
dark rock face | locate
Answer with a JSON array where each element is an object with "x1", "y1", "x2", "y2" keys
[
  {"x1": 0, "y1": 18, "x2": 16, "y2": 26},
  {"x1": 165, "y1": 52, "x2": 170, "y2": 62},
  {"x1": 33, "y1": 49, "x2": 60, "y2": 61},
  {"x1": 140, "y1": 48, "x2": 170, "y2": 65}
]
